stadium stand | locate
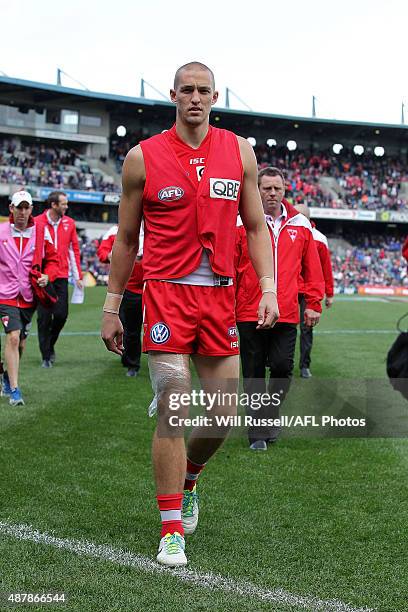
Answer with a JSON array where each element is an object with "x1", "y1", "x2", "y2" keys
[
  {"x1": 0, "y1": 137, "x2": 119, "y2": 192},
  {"x1": 330, "y1": 233, "x2": 407, "y2": 292},
  {"x1": 255, "y1": 146, "x2": 407, "y2": 211},
  {"x1": 110, "y1": 130, "x2": 144, "y2": 172}
]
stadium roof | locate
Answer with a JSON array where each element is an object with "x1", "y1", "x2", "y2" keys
[{"x1": 0, "y1": 76, "x2": 407, "y2": 147}]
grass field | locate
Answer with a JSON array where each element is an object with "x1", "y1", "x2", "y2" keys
[{"x1": 1, "y1": 288, "x2": 408, "y2": 612}]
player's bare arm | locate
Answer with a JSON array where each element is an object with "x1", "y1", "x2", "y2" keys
[
  {"x1": 101, "y1": 145, "x2": 145, "y2": 354},
  {"x1": 237, "y1": 137, "x2": 279, "y2": 328}
]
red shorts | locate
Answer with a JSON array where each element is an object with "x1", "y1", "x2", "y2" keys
[{"x1": 142, "y1": 280, "x2": 239, "y2": 356}]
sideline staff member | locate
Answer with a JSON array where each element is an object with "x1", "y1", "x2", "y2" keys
[
  {"x1": 235, "y1": 167, "x2": 324, "y2": 449},
  {"x1": 36, "y1": 191, "x2": 83, "y2": 368},
  {"x1": 0, "y1": 190, "x2": 58, "y2": 404}
]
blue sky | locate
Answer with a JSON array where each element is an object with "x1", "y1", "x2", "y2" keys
[{"x1": 1, "y1": 0, "x2": 406, "y2": 124}]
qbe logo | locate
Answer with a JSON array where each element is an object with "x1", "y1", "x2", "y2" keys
[
  {"x1": 158, "y1": 186, "x2": 184, "y2": 202},
  {"x1": 210, "y1": 178, "x2": 240, "y2": 201},
  {"x1": 150, "y1": 322, "x2": 171, "y2": 344}
]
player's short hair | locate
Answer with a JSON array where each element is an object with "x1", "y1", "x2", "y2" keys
[
  {"x1": 173, "y1": 62, "x2": 215, "y2": 90},
  {"x1": 47, "y1": 191, "x2": 67, "y2": 207},
  {"x1": 258, "y1": 167, "x2": 285, "y2": 187}
]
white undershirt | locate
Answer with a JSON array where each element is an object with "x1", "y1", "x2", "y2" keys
[
  {"x1": 165, "y1": 250, "x2": 216, "y2": 286},
  {"x1": 46, "y1": 211, "x2": 61, "y2": 248},
  {"x1": 265, "y1": 203, "x2": 288, "y2": 238}
]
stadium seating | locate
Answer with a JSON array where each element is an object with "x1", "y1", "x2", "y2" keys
[
  {"x1": 330, "y1": 233, "x2": 407, "y2": 292},
  {"x1": 0, "y1": 138, "x2": 119, "y2": 192},
  {"x1": 79, "y1": 234, "x2": 109, "y2": 285},
  {"x1": 255, "y1": 146, "x2": 407, "y2": 211}
]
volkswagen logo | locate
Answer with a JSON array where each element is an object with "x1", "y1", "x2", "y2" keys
[{"x1": 150, "y1": 322, "x2": 171, "y2": 344}]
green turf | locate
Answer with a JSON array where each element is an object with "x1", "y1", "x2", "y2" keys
[{"x1": 1, "y1": 289, "x2": 407, "y2": 611}]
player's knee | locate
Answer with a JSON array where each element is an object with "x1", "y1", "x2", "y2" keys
[
  {"x1": 156, "y1": 377, "x2": 190, "y2": 417},
  {"x1": 6, "y1": 331, "x2": 20, "y2": 349}
]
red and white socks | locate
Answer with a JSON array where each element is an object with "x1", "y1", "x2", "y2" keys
[
  {"x1": 157, "y1": 493, "x2": 184, "y2": 538},
  {"x1": 156, "y1": 459, "x2": 206, "y2": 538},
  {"x1": 184, "y1": 458, "x2": 206, "y2": 492}
]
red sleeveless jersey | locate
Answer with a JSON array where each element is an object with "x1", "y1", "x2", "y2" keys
[{"x1": 140, "y1": 125, "x2": 243, "y2": 280}]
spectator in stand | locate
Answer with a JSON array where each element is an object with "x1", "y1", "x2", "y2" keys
[
  {"x1": 235, "y1": 167, "x2": 324, "y2": 450},
  {"x1": 0, "y1": 190, "x2": 58, "y2": 405},
  {"x1": 97, "y1": 225, "x2": 144, "y2": 377},
  {"x1": 295, "y1": 204, "x2": 334, "y2": 378},
  {"x1": 35, "y1": 191, "x2": 83, "y2": 368}
]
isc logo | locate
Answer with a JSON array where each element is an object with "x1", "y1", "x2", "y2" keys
[
  {"x1": 230, "y1": 340, "x2": 239, "y2": 348},
  {"x1": 210, "y1": 178, "x2": 240, "y2": 201},
  {"x1": 158, "y1": 186, "x2": 184, "y2": 201}
]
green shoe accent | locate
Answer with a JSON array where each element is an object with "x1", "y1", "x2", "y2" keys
[
  {"x1": 182, "y1": 487, "x2": 199, "y2": 517},
  {"x1": 162, "y1": 532, "x2": 185, "y2": 554}
]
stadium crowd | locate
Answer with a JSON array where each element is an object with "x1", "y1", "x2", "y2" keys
[
  {"x1": 0, "y1": 138, "x2": 119, "y2": 192},
  {"x1": 109, "y1": 130, "x2": 144, "y2": 172},
  {"x1": 254, "y1": 146, "x2": 407, "y2": 211},
  {"x1": 79, "y1": 234, "x2": 109, "y2": 283},
  {"x1": 330, "y1": 233, "x2": 407, "y2": 292},
  {"x1": 2, "y1": 135, "x2": 406, "y2": 213}
]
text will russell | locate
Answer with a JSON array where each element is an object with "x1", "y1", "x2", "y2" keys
[{"x1": 168, "y1": 415, "x2": 367, "y2": 428}]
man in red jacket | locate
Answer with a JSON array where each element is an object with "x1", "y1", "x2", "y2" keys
[
  {"x1": 0, "y1": 190, "x2": 58, "y2": 405},
  {"x1": 235, "y1": 167, "x2": 325, "y2": 449},
  {"x1": 35, "y1": 191, "x2": 83, "y2": 368},
  {"x1": 97, "y1": 224, "x2": 143, "y2": 377},
  {"x1": 295, "y1": 204, "x2": 334, "y2": 378},
  {"x1": 101, "y1": 62, "x2": 279, "y2": 567}
]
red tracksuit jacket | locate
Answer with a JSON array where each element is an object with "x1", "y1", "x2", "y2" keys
[
  {"x1": 35, "y1": 211, "x2": 82, "y2": 281},
  {"x1": 298, "y1": 224, "x2": 334, "y2": 298},
  {"x1": 97, "y1": 226, "x2": 143, "y2": 294},
  {"x1": 402, "y1": 237, "x2": 408, "y2": 262},
  {"x1": 235, "y1": 200, "x2": 325, "y2": 324}
]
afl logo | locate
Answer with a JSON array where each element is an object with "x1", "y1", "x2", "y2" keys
[
  {"x1": 150, "y1": 322, "x2": 171, "y2": 344},
  {"x1": 158, "y1": 186, "x2": 184, "y2": 201}
]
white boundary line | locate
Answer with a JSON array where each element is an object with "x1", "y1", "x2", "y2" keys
[{"x1": 0, "y1": 522, "x2": 376, "y2": 612}]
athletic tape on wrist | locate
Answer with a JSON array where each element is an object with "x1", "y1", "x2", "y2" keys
[
  {"x1": 259, "y1": 276, "x2": 276, "y2": 293},
  {"x1": 103, "y1": 292, "x2": 123, "y2": 314}
]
